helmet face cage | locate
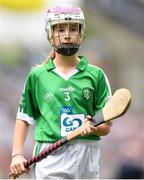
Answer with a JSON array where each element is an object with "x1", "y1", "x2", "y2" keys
[{"x1": 45, "y1": 6, "x2": 85, "y2": 56}]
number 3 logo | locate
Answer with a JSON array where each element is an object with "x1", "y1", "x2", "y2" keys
[{"x1": 64, "y1": 92, "x2": 70, "y2": 101}]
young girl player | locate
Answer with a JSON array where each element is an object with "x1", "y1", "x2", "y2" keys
[{"x1": 10, "y1": 5, "x2": 112, "y2": 179}]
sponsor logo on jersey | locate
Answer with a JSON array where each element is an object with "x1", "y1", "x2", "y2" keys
[
  {"x1": 60, "y1": 106, "x2": 84, "y2": 136},
  {"x1": 44, "y1": 92, "x2": 54, "y2": 103},
  {"x1": 60, "y1": 106, "x2": 73, "y2": 114},
  {"x1": 59, "y1": 86, "x2": 75, "y2": 92},
  {"x1": 63, "y1": 116, "x2": 82, "y2": 130},
  {"x1": 61, "y1": 114, "x2": 84, "y2": 136}
]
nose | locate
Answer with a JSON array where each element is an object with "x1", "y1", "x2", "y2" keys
[
  {"x1": 64, "y1": 36, "x2": 71, "y2": 41},
  {"x1": 63, "y1": 27, "x2": 71, "y2": 41}
]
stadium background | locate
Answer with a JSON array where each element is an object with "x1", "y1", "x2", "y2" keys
[{"x1": 0, "y1": 0, "x2": 144, "y2": 178}]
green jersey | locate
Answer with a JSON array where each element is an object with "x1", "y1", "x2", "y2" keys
[{"x1": 17, "y1": 56, "x2": 111, "y2": 142}]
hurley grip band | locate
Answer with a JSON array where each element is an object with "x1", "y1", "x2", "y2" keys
[{"x1": 90, "y1": 111, "x2": 104, "y2": 126}]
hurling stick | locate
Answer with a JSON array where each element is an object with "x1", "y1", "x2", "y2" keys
[
  {"x1": 68, "y1": 88, "x2": 131, "y2": 140},
  {"x1": 9, "y1": 88, "x2": 131, "y2": 179}
]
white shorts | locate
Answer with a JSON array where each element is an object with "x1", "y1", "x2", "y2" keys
[{"x1": 33, "y1": 139, "x2": 101, "y2": 179}]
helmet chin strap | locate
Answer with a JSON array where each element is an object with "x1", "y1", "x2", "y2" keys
[{"x1": 55, "y1": 44, "x2": 79, "y2": 56}]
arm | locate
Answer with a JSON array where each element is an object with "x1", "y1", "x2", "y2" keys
[
  {"x1": 91, "y1": 121, "x2": 112, "y2": 136},
  {"x1": 81, "y1": 116, "x2": 112, "y2": 136},
  {"x1": 12, "y1": 119, "x2": 29, "y2": 156},
  {"x1": 10, "y1": 71, "x2": 37, "y2": 178},
  {"x1": 10, "y1": 119, "x2": 29, "y2": 177}
]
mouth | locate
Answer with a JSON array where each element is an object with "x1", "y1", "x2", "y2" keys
[
  {"x1": 58, "y1": 43, "x2": 79, "y2": 49},
  {"x1": 61, "y1": 43, "x2": 75, "y2": 46}
]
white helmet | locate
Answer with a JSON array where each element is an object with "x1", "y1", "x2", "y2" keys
[{"x1": 45, "y1": 5, "x2": 85, "y2": 56}]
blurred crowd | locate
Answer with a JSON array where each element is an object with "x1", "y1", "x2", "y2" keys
[{"x1": 0, "y1": 0, "x2": 144, "y2": 179}]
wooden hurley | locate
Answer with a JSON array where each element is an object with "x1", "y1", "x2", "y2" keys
[{"x1": 9, "y1": 88, "x2": 131, "y2": 179}]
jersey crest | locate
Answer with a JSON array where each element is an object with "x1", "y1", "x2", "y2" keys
[{"x1": 83, "y1": 87, "x2": 93, "y2": 101}]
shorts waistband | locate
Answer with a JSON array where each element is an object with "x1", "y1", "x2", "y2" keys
[{"x1": 36, "y1": 139, "x2": 98, "y2": 147}]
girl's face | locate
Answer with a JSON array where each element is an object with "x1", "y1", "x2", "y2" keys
[{"x1": 51, "y1": 23, "x2": 83, "y2": 47}]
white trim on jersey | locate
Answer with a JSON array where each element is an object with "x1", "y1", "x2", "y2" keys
[
  {"x1": 53, "y1": 68, "x2": 79, "y2": 80},
  {"x1": 104, "y1": 73, "x2": 112, "y2": 97},
  {"x1": 16, "y1": 112, "x2": 35, "y2": 124}
]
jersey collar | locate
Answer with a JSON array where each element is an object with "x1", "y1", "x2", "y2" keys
[
  {"x1": 46, "y1": 58, "x2": 55, "y2": 71},
  {"x1": 76, "y1": 56, "x2": 88, "y2": 71},
  {"x1": 46, "y1": 56, "x2": 88, "y2": 71}
]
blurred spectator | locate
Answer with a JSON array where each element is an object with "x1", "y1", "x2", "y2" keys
[{"x1": 115, "y1": 160, "x2": 144, "y2": 179}]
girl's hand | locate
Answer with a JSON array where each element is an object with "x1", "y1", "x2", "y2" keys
[
  {"x1": 81, "y1": 115, "x2": 112, "y2": 136},
  {"x1": 80, "y1": 115, "x2": 98, "y2": 136},
  {"x1": 10, "y1": 154, "x2": 29, "y2": 178}
]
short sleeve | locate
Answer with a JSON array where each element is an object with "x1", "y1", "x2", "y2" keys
[
  {"x1": 95, "y1": 69, "x2": 112, "y2": 112},
  {"x1": 16, "y1": 71, "x2": 39, "y2": 124}
]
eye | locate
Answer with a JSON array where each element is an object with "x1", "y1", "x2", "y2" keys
[
  {"x1": 70, "y1": 26, "x2": 79, "y2": 33},
  {"x1": 58, "y1": 28, "x2": 65, "y2": 33},
  {"x1": 70, "y1": 27, "x2": 78, "y2": 32},
  {"x1": 54, "y1": 26, "x2": 65, "y2": 33}
]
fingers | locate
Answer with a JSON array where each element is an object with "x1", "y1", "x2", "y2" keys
[
  {"x1": 86, "y1": 115, "x2": 92, "y2": 120},
  {"x1": 10, "y1": 157, "x2": 29, "y2": 178},
  {"x1": 20, "y1": 161, "x2": 28, "y2": 172},
  {"x1": 81, "y1": 115, "x2": 97, "y2": 136},
  {"x1": 81, "y1": 125, "x2": 97, "y2": 136},
  {"x1": 81, "y1": 127, "x2": 91, "y2": 136},
  {"x1": 10, "y1": 164, "x2": 26, "y2": 178}
]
